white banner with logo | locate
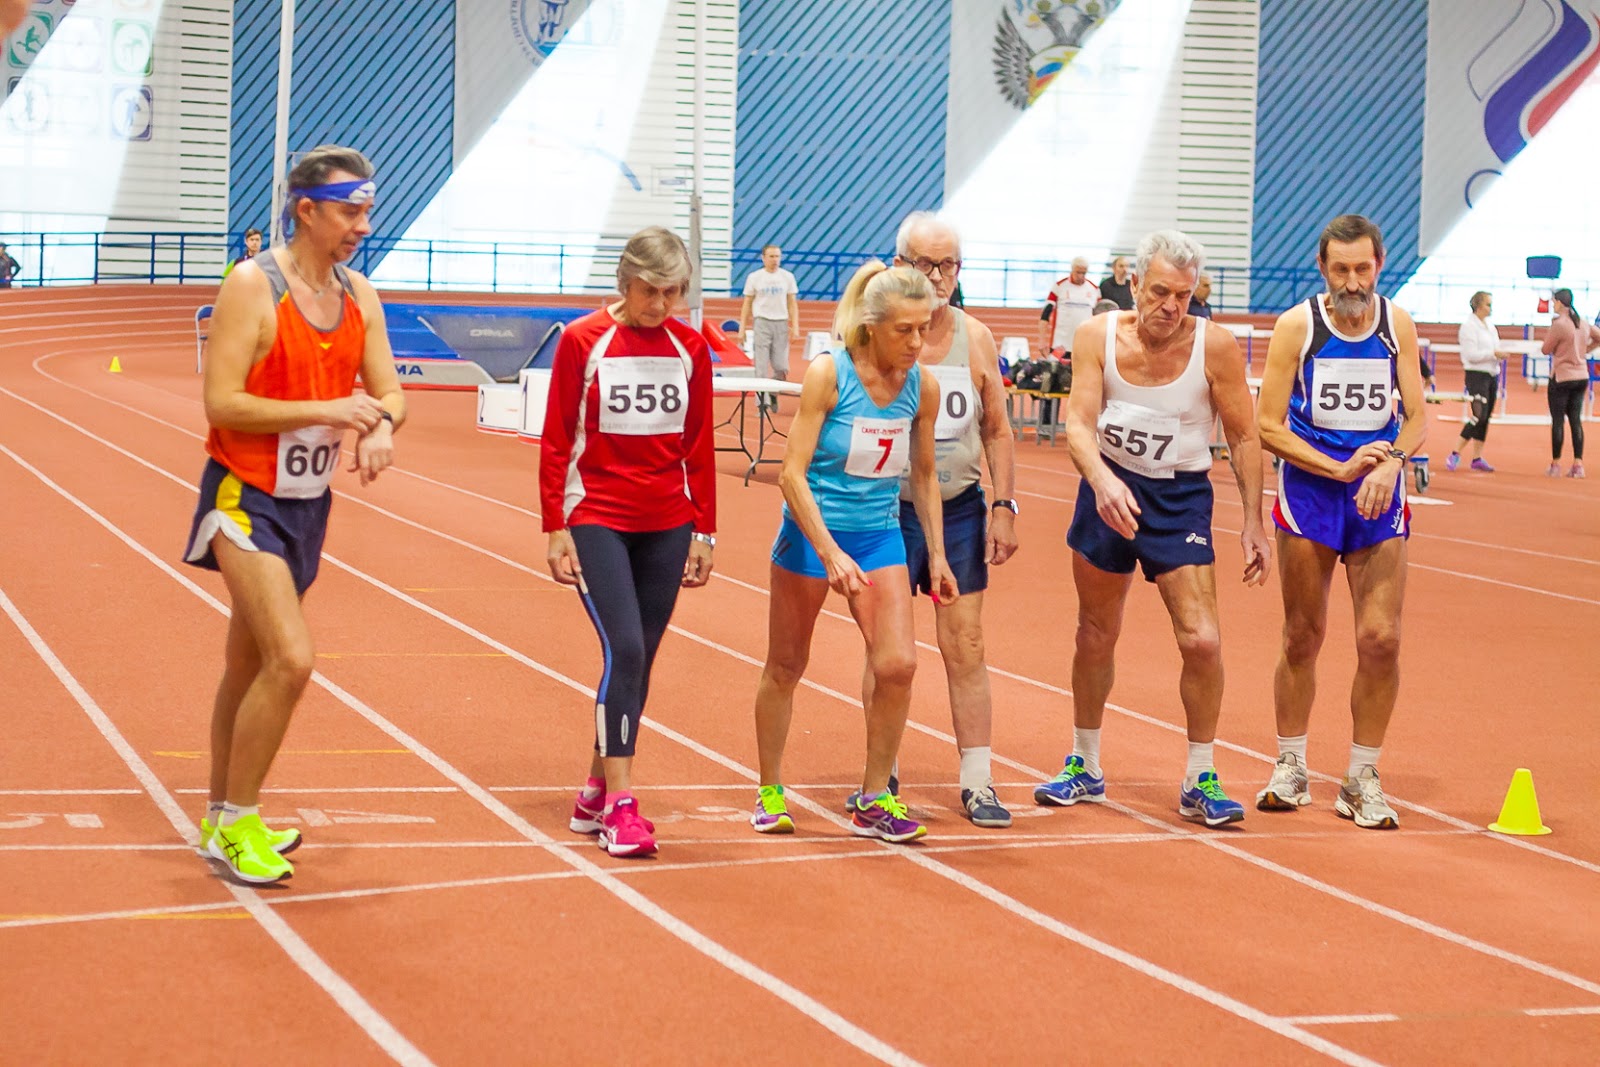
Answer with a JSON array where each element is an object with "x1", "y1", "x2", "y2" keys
[{"x1": 1421, "y1": 0, "x2": 1600, "y2": 254}]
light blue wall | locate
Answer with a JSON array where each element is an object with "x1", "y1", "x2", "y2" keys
[
  {"x1": 230, "y1": 0, "x2": 454, "y2": 254},
  {"x1": 1252, "y1": 2, "x2": 1428, "y2": 310},
  {"x1": 733, "y1": 0, "x2": 951, "y2": 296}
]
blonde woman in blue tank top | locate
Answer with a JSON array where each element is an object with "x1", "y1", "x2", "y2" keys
[{"x1": 751, "y1": 262, "x2": 958, "y2": 843}]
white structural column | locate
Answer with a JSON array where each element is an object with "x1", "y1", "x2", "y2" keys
[{"x1": 269, "y1": 0, "x2": 296, "y2": 247}]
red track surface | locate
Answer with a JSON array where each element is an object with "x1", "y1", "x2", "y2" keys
[{"x1": 3, "y1": 287, "x2": 1598, "y2": 1066}]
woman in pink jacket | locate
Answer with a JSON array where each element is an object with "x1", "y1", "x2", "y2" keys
[{"x1": 1541, "y1": 289, "x2": 1600, "y2": 478}]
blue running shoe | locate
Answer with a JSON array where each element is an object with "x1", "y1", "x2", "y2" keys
[
  {"x1": 1179, "y1": 771, "x2": 1245, "y2": 828},
  {"x1": 1034, "y1": 755, "x2": 1106, "y2": 806},
  {"x1": 849, "y1": 791, "x2": 925, "y2": 843}
]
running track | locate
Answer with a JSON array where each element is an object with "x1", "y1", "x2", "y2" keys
[{"x1": 2, "y1": 287, "x2": 1598, "y2": 1066}]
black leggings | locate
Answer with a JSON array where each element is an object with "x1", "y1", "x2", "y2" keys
[
  {"x1": 569, "y1": 523, "x2": 691, "y2": 758},
  {"x1": 1460, "y1": 370, "x2": 1498, "y2": 444},
  {"x1": 1548, "y1": 379, "x2": 1587, "y2": 460}
]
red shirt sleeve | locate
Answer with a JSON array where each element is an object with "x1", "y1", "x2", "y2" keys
[
  {"x1": 539, "y1": 327, "x2": 586, "y2": 532},
  {"x1": 678, "y1": 325, "x2": 718, "y2": 534}
]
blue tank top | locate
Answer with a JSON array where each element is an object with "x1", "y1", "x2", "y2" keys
[
  {"x1": 792, "y1": 349, "x2": 922, "y2": 532},
  {"x1": 1287, "y1": 295, "x2": 1401, "y2": 454}
]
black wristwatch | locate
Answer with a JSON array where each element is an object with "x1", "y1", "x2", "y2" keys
[
  {"x1": 991, "y1": 499, "x2": 1020, "y2": 516},
  {"x1": 378, "y1": 410, "x2": 395, "y2": 429}
]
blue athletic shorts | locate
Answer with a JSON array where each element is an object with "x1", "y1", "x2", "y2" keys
[
  {"x1": 183, "y1": 458, "x2": 332, "y2": 596},
  {"x1": 900, "y1": 482, "x2": 988, "y2": 596},
  {"x1": 1067, "y1": 460, "x2": 1215, "y2": 582},
  {"x1": 771, "y1": 514, "x2": 907, "y2": 579},
  {"x1": 1272, "y1": 447, "x2": 1409, "y2": 556}
]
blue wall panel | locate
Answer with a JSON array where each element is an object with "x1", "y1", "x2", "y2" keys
[
  {"x1": 230, "y1": 0, "x2": 454, "y2": 254},
  {"x1": 733, "y1": 0, "x2": 950, "y2": 296},
  {"x1": 1252, "y1": 2, "x2": 1427, "y2": 311}
]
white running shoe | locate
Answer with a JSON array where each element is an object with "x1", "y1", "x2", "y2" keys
[
  {"x1": 1255, "y1": 753, "x2": 1312, "y2": 811},
  {"x1": 1335, "y1": 765, "x2": 1399, "y2": 829}
]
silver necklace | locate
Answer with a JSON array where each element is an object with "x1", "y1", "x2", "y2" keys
[{"x1": 288, "y1": 253, "x2": 334, "y2": 297}]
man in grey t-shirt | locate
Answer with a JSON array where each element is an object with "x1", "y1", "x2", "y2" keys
[{"x1": 738, "y1": 245, "x2": 800, "y2": 408}]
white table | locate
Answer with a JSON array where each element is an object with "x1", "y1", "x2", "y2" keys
[{"x1": 713, "y1": 375, "x2": 803, "y2": 484}]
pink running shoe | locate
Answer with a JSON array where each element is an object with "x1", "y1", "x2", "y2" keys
[
  {"x1": 1445, "y1": 452, "x2": 1460, "y2": 472},
  {"x1": 1569, "y1": 462, "x2": 1586, "y2": 479},
  {"x1": 1470, "y1": 458, "x2": 1495, "y2": 472},
  {"x1": 1548, "y1": 462, "x2": 1562, "y2": 477},
  {"x1": 569, "y1": 789, "x2": 605, "y2": 834},
  {"x1": 598, "y1": 797, "x2": 657, "y2": 857}
]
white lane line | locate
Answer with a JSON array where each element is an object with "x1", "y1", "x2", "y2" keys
[
  {"x1": 1282, "y1": 1004, "x2": 1600, "y2": 1024},
  {"x1": 0, "y1": 416, "x2": 1380, "y2": 1067},
  {"x1": 0, "y1": 788, "x2": 144, "y2": 796},
  {"x1": 0, "y1": 582, "x2": 436, "y2": 1067},
  {"x1": 0, "y1": 445, "x2": 922, "y2": 1067},
  {"x1": 1278, "y1": 1015, "x2": 1403, "y2": 1026}
]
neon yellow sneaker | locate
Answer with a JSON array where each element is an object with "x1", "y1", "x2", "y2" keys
[
  {"x1": 207, "y1": 814, "x2": 294, "y2": 884},
  {"x1": 199, "y1": 816, "x2": 301, "y2": 856},
  {"x1": 750, "y1": 784, "x2": 794, "y2": 834}
]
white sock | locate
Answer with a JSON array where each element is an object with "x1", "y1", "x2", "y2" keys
[
  {"x1": 1072, "y1": 728, "x2": 1102, "y2": 777},
  {"x1": 958, "y1": 746, "x2": 992, "y2": 792},
  {"x1": 1278, "y1": 734, "x2": 1308, "y2": 766},
  {"x1": 1183, "y1": 742, "x2": 1214, "y2": 788},
  {"x1": 206, "y1": 800, "x2": 225, "y2": 821},
  {"x1": 218, "y1": 802, "x2": 257, "y2": 828},
  {"x1": 1348, "y1": 743, "x2": 1382, "y2": 777}
]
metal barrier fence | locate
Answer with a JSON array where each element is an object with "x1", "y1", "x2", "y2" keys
[{"x1": 0, "y1": 230, "x2": 1593, "y2": 323}]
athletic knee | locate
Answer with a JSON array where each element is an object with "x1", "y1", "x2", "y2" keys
[
  {"x1": 1175, "y1": 625, "x2": 1222, "y2": 667},
  {"x1": 870, "y1": 649, "x2": 918, "y2": 690},
  {"x1": 939, "y1": 624, "x2": 986, "y2": 672},
  {"x1": 262, "y1": 638, "x2": 315, "y2": 690},
  {"x1": 1281, "y1": 619, "x2": 1325, "y2": 666},
  {"x1": 762, "y1": 651, "x2": 810, "y2": 692},
  {"x1": 1354, "y1": 624, "x2": 1401, "y2": 665},
  {"x1": 1075, "y1": 614, "x2": 1121, "y2": 658}
]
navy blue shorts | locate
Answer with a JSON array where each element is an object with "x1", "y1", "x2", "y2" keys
[
  {"x1": 771, "y1": 514, "x2": 906, "y2": 579},
  {"x1": 1067, "y1": 461, "x2": 1214, "y2": 582},
  {"x1": 183, "y1": 458, "x2": 332, "y2": 596},
  {"x1": 1272, "y1": 447, "x2": 1409, "y2": 556},
  {"x1": 900, "y1": 482, "x2": 988, "y2": 596}
]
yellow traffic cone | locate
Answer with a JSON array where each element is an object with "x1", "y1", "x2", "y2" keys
[
  {"x1": 108, "y1": 356, "x2": 122, "y2": 373},
  {"x1": 1488, "y1": 768, "x2": 1551, "y2": 836}
]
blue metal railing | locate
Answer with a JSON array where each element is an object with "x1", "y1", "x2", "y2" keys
[{"x1": 1, "y1": 230, "x2": 1593, "y2": 322}]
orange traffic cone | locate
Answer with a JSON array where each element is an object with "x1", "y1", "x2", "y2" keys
[{"x1": 1488, "y1": 768, "x2": 1551, "y2": 836}]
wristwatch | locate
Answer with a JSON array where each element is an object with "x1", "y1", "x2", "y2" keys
[
  {"x1": 1385, "y1": 447, "x2": 1408, "y2": 463},
  {"x1": 991, "y1": 499, "x2": 1020, "y2": 516},
  {"x1": 691, "y1": 532, "x2": 716, "y2": 548}
]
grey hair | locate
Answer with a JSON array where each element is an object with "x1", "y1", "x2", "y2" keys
[
  {"x1": 616, "y1": 225, "x2": 692, "y2": 293},
  {"x1": 894, "y1": 211, "x2": 961, "y2": 257},
  {"x1": 1135, "y1": 229, "x2": 1206, "y2": 279}
]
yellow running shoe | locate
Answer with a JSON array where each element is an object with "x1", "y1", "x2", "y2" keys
[
  {"x1": 207, "y1": 814, "x2": 294, "y2": 884},
  {"x1": 199, "y1": 816, "x2": 301, "y2": 856}
]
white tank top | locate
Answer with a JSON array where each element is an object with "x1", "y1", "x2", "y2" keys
[{"x1": 1097, "y1": 313, "x2": 1214, "y2": 478}]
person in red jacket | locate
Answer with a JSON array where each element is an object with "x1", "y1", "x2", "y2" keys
[{"x1": 540, "y1": 226, "x2": 717, "y2": 858}]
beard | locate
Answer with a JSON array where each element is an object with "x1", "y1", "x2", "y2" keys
[{"x1": 1330, "y1": 286, "x2": 1373, "y2": 318}]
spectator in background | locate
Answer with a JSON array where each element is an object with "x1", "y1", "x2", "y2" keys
[
  {"x1": 738, "y1": 244, "x2": 801, "y2": 410},
  {"x1": 1041, "y1": 257, "x2": 1100, "y2": 359},
  {"x1": 1092, "y1": 298, "x2": 1119, "y2": 316},
  {"x1": 0, "y1": 243, "x2": 19, "y2": 289},
  {"x1": 1099, "y1": 256, "x2": 1134, "y2": 310},
  {"x1": 1446, "y1": 291, "x2": 1514, "y2": 473},
  {"x1": 1187, "y1": 272, "x2": 1214, "y2": 319},
  {"x1": 1542, "y1": 288, "x2": 1600, "y2": 478},
  {"x1": 223, "y1": 228, "x2": 264, "y2": 278}
]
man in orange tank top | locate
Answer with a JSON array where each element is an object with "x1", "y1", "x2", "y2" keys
[{"x1": 182, "y1": 144, "x2": 405, "y2": 885}]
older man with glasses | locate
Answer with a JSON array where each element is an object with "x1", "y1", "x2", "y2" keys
[{"x1": 868, "y1": 211, "x2": 1019, "y2": 827}]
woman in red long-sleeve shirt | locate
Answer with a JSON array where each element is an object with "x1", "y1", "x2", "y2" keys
[{"x1": 539, "y1": 226, "x2": 717, "y2": 857}]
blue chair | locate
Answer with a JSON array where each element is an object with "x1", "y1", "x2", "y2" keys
[{"x1": 194, "y1": 304, "x2": 214, "y2": 373}]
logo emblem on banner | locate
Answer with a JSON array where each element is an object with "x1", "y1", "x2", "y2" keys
[
  {"x1": 992, "y1": 0, "x2": 1121, "y2": 109},
  {"x1": 509, "y1": 0, "x2": 595, "y2": 65}
]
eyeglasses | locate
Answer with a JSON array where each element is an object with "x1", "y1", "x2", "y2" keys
[{"x1": 909, "y1": 257, "x2": 960, "y2": 277}]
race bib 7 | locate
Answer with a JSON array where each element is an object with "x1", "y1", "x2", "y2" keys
[
  {"x1": 598, "y1": 357, "x2": 689, "y2": 436},
  {"x1": 844, "y1": 417, "x2": 912, "y2": 478},
  {"x1": 274, "y1": 425, "x2": 344, "y2": 499},
  {"x1": 1311, "y1": 358, "x2": 1392, "y2": 431},
  {"x1": 1098, "y1": 400, "x2": 1181, "y2": 479}
]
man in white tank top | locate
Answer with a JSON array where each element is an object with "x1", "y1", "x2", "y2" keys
[
  {"x1": 870, "y1": 212, "x2": 1019, "y2": 827},
  {"x1": 1034, "y1": 230, "x2": 1271, "y2": 828}
]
